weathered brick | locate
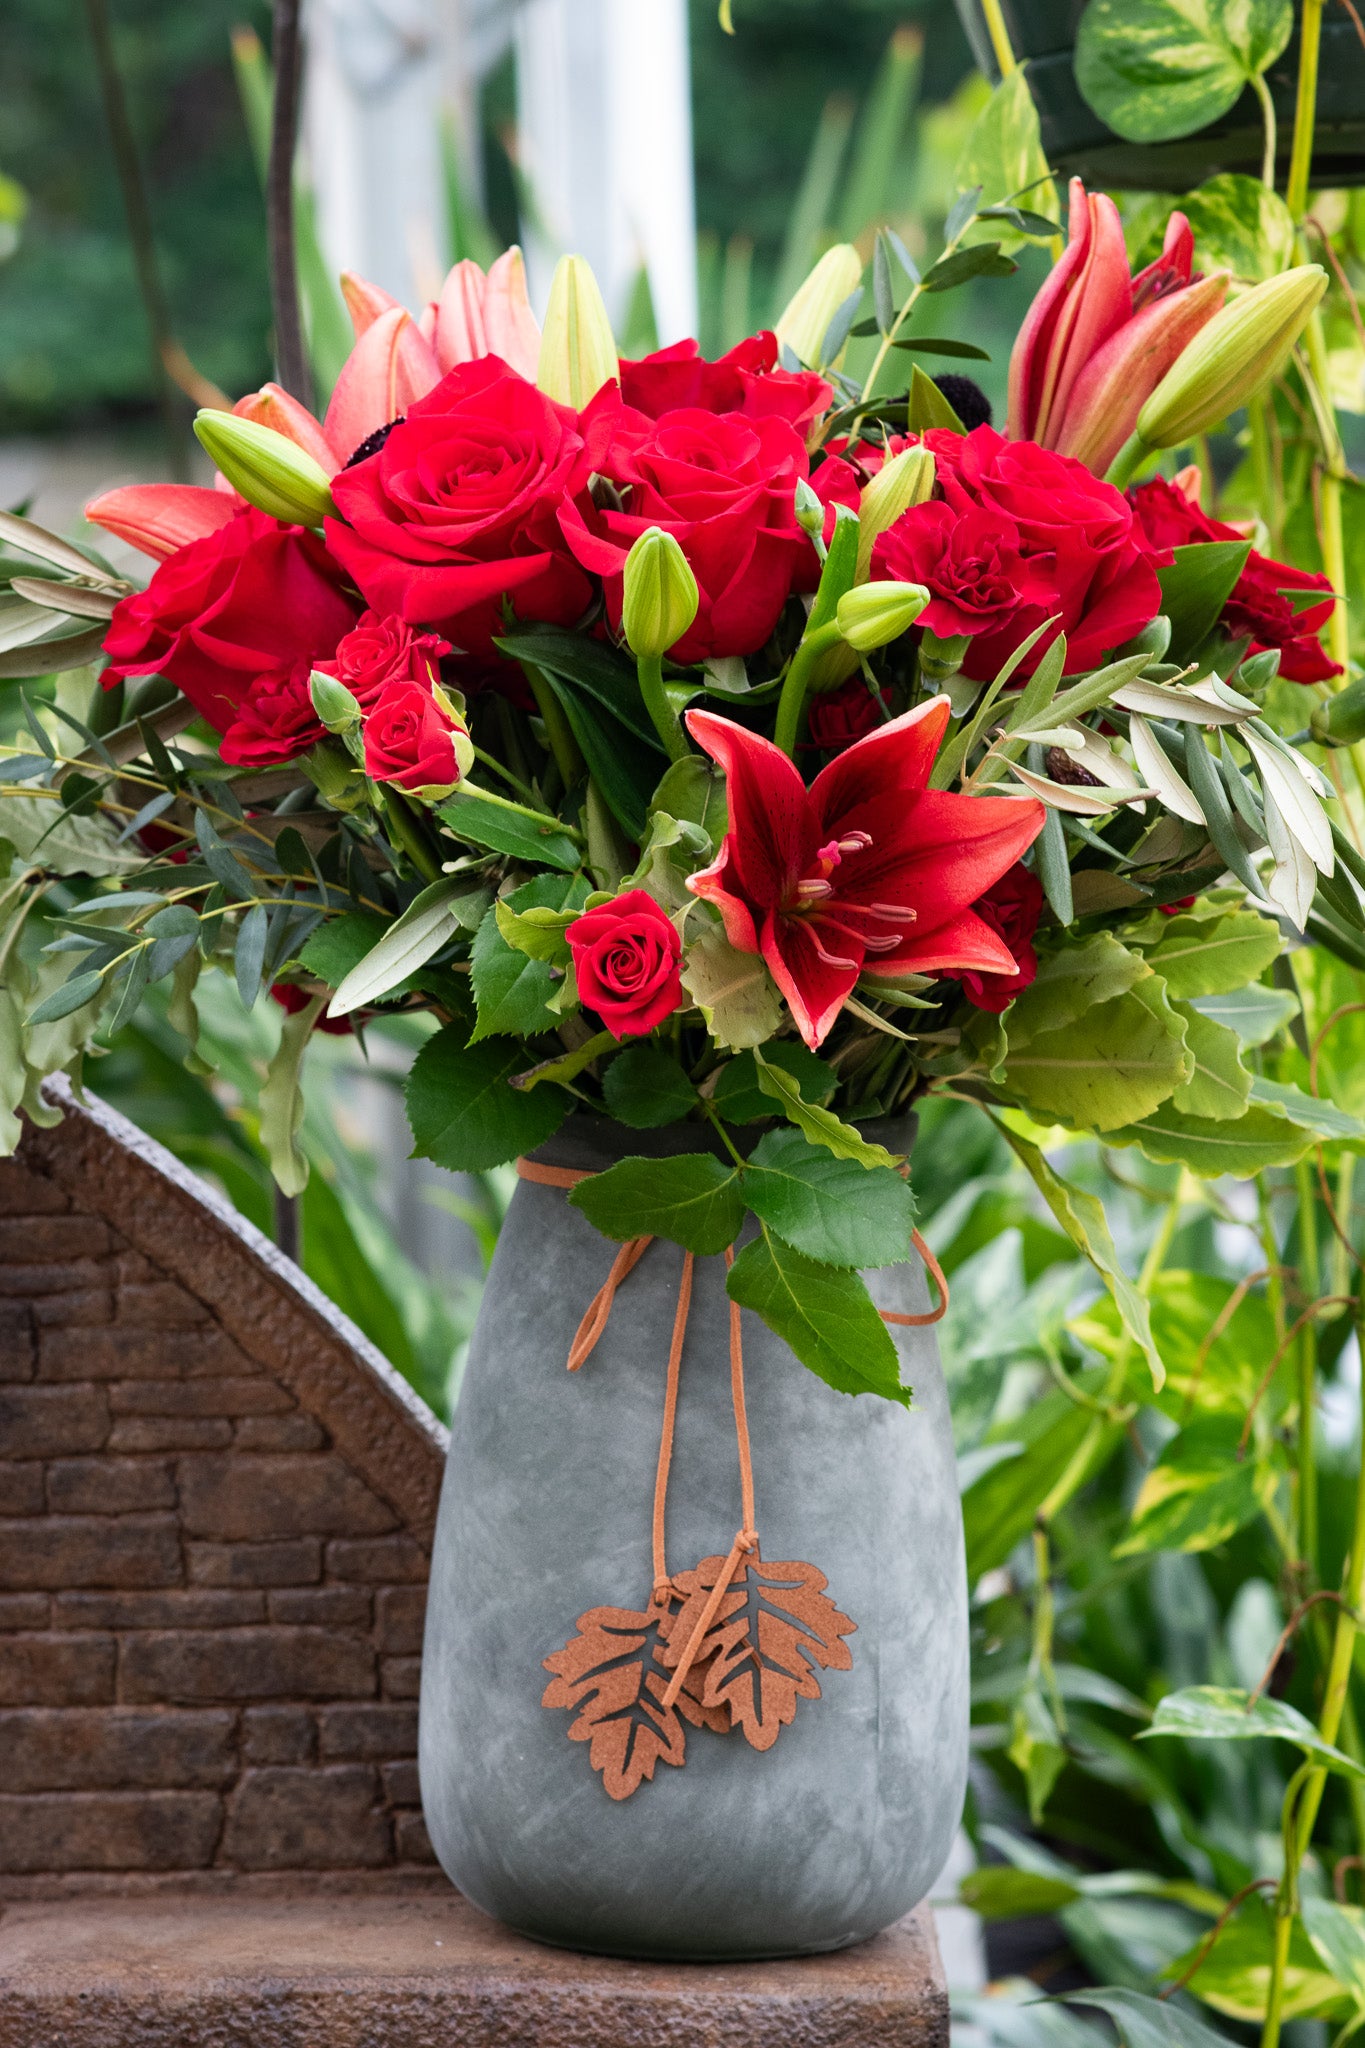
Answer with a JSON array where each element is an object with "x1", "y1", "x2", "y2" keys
[
  {"x1": 0, "y1": 1301, "x2": 34, "y2": 1377},
  {"x1": 0, "y1": 1593, "x2": 48, "y2": 1628},
  {"x1": 31, "y1": 1288, "x2": 114, "y2": 1326},
  {"x1": 110, "y1": 1417, "x2": 234, "y2": 1452},
  {"x1": 376, "y1": 1586, "x2": 426, "y2": 1656},
  {"x1": 47, "y1": 1455, "x2": 175, "y2": 1514},
  {"x1": 380, "y1": 1656, "x2": 422, "y2": 1700},
  {"x1": 0, "y1": 1634, "x2": 115, "y2": 1706},
  {"x1": 187, "y1": 1539, "x2": 322, "y2": 1588},
  {"x1": 40, "y1": 1327, "x2": 253, "y2": 1380},
  {"x1": 317, "y1": 1703, "x2": 417, "y2": 1760},
  {"x1": 120, "y1": 1627, "x2": 376, "y2": 1704},
  {"x1": 395, "y1": 1810, "x2": 437, "y2": 1864},
  {"x1": 0, "y1": 1790, "x2": 221, "y2": 1871},
  {"x1": 0, "y1": 1163, "x2": 68, "y2": 1215},
  {"x1": 234, "y1": 1414, "x2": 325, "y2": 1452},
  {"x1": 114, "y1": 1250, "x2": 158, "y2": 1285},
  {"x1": 268, "y1": 1587, "x2": 371, "y2": 1628},
  {"x1": 0, "y1": 1514, "x2": 181, "y2": 1591},
  {"x1": 326, "y1": 1534, "x2": 427, "y2": 1584},
  {"x1": 111, "y1": 1377, "x2": 293, "y2": 1418},
  {"x1": 180, "y1": 1455, "x2": 397, "y2": 1542},
  {"x1": 0, "y1": 1216, "x2": 110, "y2": 1260},
  {"x1": 381, "y1": 1759, "x2": 421, "y2": 1806},
  {"x1": 0, "y1": 1259, "x2": 114, "y2": 1298},
  {"x1": 115, "y1": 1283, "x2": 210, "y2": 1327},
  {"x1": 53, "y1": 1589, "x2": 264, "y2": 1630},
  {"x1": 0, "y1": 1383, "x2": 109, "y2": 1457},
  {"x1": 242, "y1": 1706, "x2": 316, "y2": 1766},
  {"x1": 0, "y1": 1707, "x2": 235, "y2": 1791},
  {"x1": 220, "y1": 1767, "x2": 390, "y2": 1870},
  {"x1": 0, "y1": 1464, "x2": 44, "y2": 1516}
]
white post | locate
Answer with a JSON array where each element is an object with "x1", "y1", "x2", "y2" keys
[{"x1": 515, "y1": 0, "x2": 698, "y2": 343}]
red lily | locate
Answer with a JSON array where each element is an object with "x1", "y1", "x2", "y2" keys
[
  {"x1": 1008, "y1": 180, "x2": 1227, "y2": 476},
  {"x1": 684, "y1": 701, "x2": 1046, "y2": 1049}
]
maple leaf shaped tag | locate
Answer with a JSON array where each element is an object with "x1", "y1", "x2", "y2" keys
[
  {"x1": 662, "y1": 1555, "x2": 856, "y2": 1752},
  {"x1": 542, "y1": 1601, "x2": 727, "y2": 1800}
]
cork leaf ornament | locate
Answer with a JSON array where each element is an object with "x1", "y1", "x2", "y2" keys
[
  {"x1": 663, "y1": 1554, "x2": 857, "y2": 1752},
  {"x1": 541, "y1": 1603, "x2": 695, "y2": 1800}
]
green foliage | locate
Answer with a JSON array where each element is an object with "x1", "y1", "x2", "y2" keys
[
  {"x1": 602, "y1": 1042, "x2": 699, "y2": 1128},
  {"x1": 727, "y1": 1226, "x2": 909, "y2": 1402},
  {"x1": 1075, "y1": 0, "x2": 1294, "y2": 144},
  {"x1": 406, "y1": 1027, "x2": 568, "y2": 1171},
  {"x1": 570, "y1": 1151, "x2": 745, "y2": 1255},
  {"x1": 743, "y1": 1125, "x2": 916, "y2": 1266}
]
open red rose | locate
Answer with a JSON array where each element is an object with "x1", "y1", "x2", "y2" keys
[
  {"x1": 101, "y1": 509, "x2": 360, "y2": 733},
  {"x1": 314, "y1": 610, "x2": 451, "y2": 708},
  {"x1": 326, "y1": 358, "x2": 614, "y2": 659},
  {"x1": 873, "y1": 501, "x2": 1056, "y2": 645},
  {"x1": 620, "y1": 333, "x2": 832, "y2": 443},
  {"x1": 955, "y1": 865, "x2": 1044, "y2": 1013},
  {"x1": 220, "y1": 658, "x2": 325, "y2": 766},
  {"x1": 363, "y1": 680, "x2": 472, "y2": 793},
  {"x1": 566, "y1": 889, "x2": 683, "y2": 1039},
  {"x1": 560, "y1": 407, "x2": 814, "y2": 663},
  {"x1": 1129, "y1": 474, "x2": 1339, "y2": 682}
]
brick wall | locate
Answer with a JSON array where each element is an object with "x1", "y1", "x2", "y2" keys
[{"x1": 0, "y1": 1083, "x2": 450, "y2": 1894}]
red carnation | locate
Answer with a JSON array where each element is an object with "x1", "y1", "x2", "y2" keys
[
  {"x1": 101, "y1": 509, "x2": 359, "y2": 733},
  {"x1": 806, "y1": 679, "x2": 891, "y2": 753},
  {"x1": 219, "y1": 659, "x2": 325, "y2": 767},
  {"x1": 314, "y1": 611, "x2": 451, "y2": 708},
  {"x1": 1128, "y1": 474, "x2": 1339, "y2": 683},
  {"x1": 955, "y1": 865, "x2": 1045, "y2": 1013},
  {"x1": 873, "y1": 501, "x2": 1056, "y2": 645},
  {"x1": 620, "y1": 333, "x2": 832, "y2": 443},
  {"x1": 566, "y1": 889, "x2": 683, "y2": 1039}
]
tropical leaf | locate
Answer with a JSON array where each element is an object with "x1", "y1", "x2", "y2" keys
[{"x1": 1075, "y1": 0, "x2": 1293, "y2": 145}]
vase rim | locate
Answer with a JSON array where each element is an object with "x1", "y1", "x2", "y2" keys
[{"x1": 526, "y1": 1107, "x2": 919, "y2": 1173}]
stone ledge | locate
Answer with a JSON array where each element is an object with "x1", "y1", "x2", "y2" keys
[{"x1": 0, "y1": 1887, "x2": 948, "y2": 2048}]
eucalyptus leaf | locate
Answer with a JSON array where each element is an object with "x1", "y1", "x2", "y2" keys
[
  {"x1": 330, "y1": 876, "x2": 474, "y2": 1018},
  {"x1": 258, "y1": 991, "x2": 326, "y2": 1197}
]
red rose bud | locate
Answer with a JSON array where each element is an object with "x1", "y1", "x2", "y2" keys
[
  {"x1": 314, "y1": 611, "x2": 451, "y2": 708},
  {"x1": 362, "y1": 680, "x2": 473, "y2": 798},
  {"x1": 566, "y1": 889, "x2": 684, "y2": 1039},
  {"x1": 221, "y1": 658, "x2": 325, "y2": 766}
]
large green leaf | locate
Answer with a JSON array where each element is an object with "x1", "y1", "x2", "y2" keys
[
  {"x1": 1072, "y1": 1269, "x2": 1277, "y2": 1422},
  {"x1": 711, "y1": 1043, "x2": 837, "y2": 1121},
  {"x1": 963, "y1": 1391, "x2": 1123, "y2": 1580},
  {"x1": 1075, "y1": 0, "x2": 1293, "y2": 145},
  {"x1": 1176, "y1": 172, "x2": 1296, "y2": 283},
  {"x1": 1111, "y1": 1097, "x2": 1314, "y2": 1175},
  {"x1": 601, "y1": 1042, "x2": 699, "y2": 1128},
  {"x1": 1170, "y1": 1002, "x2": 1251, "y2": 1121},
  {"x1": 743, "y1": 1126, "x2": 916, "y2": 1267},
  {"x1": 1301, "y1": 1897, "x2": 1365, "y2": 2007},
  {"x1": 570, "y1": 1153, "x2": 745, "y2": 1255},
  {"x1": 960, "y1": 1869, "x2": 1082, "y2": 1919},
  {"x1": 0, "y1": 792, "x2": 142, "y2": 877},
  {"x1": 1004, "y1": 933, "x2": 1147, "y2": 1051},
  {"x1": 470, "y1": 875, "x2": 586, "y2": 1044},
  {"x1": 1115, "y1": 1415, "x2": 1275, "y2": 1555},
  {"x1": 681, "y1": 924, "x2": 783, "y2": 1049},
  {"x1": 1139, "y1": 908, "x2": 1280, "y2": 998},
  {"x1": 1163, "y1": 1896, "x2": 1352, "y2": 2024},
  {"x1": 726, "y1": 1226, "x2": 910, "y2": 1403},
  {"x1": 439, "y1": 790, "x2": 582, "y2": 871},
  {"x1": 1188, "y1": 985, "x2": 1298, "y2": 1046},
  {"x1": 407, "y1": 1027, "x2": 569, "y2": 1171},
  {"x1": 1142, "y1": 1684, "x2": 1365, "y2": 1778},
  {"x1": 755, "y1": 1049, "x2": 903, "y2": 1167},
  {"x1": 1249, "y1": 1075, "x2": 1365, "y2": 1144},
  {"x1": 648, "y1": 754, "x2": 727, "y2": 850},
  {"x1": 1155, "y1": 542, "x2": 1252, "y2": 660},
  {"x1": 953, "y1": 70, "x2": 1058, "y2": 254},
  {"x1": 1002, "y1": 978, "x2": 1190, "y2": 1133},
  {"x1": 497, "y1": 624, "x2": 667, "y2": 841},
  {"x1": 1061, "y1": 1987, "x2": 1251, "y2": 2048}
]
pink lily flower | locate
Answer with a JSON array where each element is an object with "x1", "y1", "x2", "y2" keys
[
  {"x1": 80, "y1": 484, "x2": 239, "y2": 562},
  {"x1": 1008, "y1": 180, "x2": 1227, "y2": 476}
]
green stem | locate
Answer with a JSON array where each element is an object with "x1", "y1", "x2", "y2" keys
[
  {"x1": 1301, "y1": 313, "x2": 1350, "y2": 674},
  {"x1": 471, "y1": 744, "x2": 540, "y2": 808},
  {"x1": 1286, "y1": 0, "x2": 1325, "y2": 220},
  {"x1": 979, "y1": 0, "x2": 1018, "y2": 76},
  {"x1": 1251, "y1": 69, "x2": 1278, "y2": 192},
  {"x1": 774, "y1": 623, "x2": 844, "y2": 757},
  {"x1": 1260, "y1": 1906, "x2": 1294, "y2": 2048},
  {"x1": 1296, "y1": 1156, "x2": 1320, "y2": 1582},
  {"x1": 381, "y1": 789, "x2": 440, "y2": 882},
  {"x1": 636, "y1": 653, "x2": 688, "y2": 762},
  {"x1": 1104, "y1": 433, "x2": 1150, "y2": 491},
  {"x1": 1249, "y1": 394, "x2": 1282, "y2": 554},
  {"x1": 521, "y1": 662, "x2": 585, "y2": 789}
]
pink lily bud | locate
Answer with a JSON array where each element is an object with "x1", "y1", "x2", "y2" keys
[
  {"x1": 234, "y1": 382, "x2": 340, "y2": 477},
  {"x1": 481, "y1": 247, "x2": 542, "y2": 380},
  {"x1": 340, "y1": 271, "x2": 402, "y2": 339},
  {"x1": 322, "y1": 305, "x2": 441, "y2": 465},
  {"x1": 1051, "y1": 269, "x2": 1228, "y2": 474},
  {"x1": 84, "y1": 483, "x2": 238, "y2": 561},
  {"x1": 1008, "y1": 179, "x2": 1132, "y2": 449},
  {"x1": 433, "y1": 259, "x2": 489, "y2": 371}
]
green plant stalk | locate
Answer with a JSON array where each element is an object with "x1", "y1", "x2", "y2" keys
[
  {"x1": 636, "y1": 653, "x2": 689, "y2": 762},
  {"x1": 1104, "y1": 433, "x2": 1149, "y2": 491},
  {"x1": 1296, "y1": 1156, "x2": 1320, "y2": 1580},
  {"x1": 1286, "y1": 0, "x2": 1325, "y2": 220},
  {"x1": 1260, "y1": 1903, "x2": 1295, "y2": 2048},
  {"x1": 380, "y1": 788, "x2": 441, "y2": 883},
  {"x1": 520, "y1": 662, "x2": 586, "y2": 789},
  {"x1": 1251, "y1": 70, "x2": 1278, "y2": 192},
  {"x1": 1249, "y1": 395, "x2": 1283, "y2": 555},
  {"x1": 1302, "y1": 314, "x2": 1351, "y2": 676},
  {"x1": 979, "y1": 0, "x2": 1017, "y2": 77},
  {"x1": 774, "y1": 624, "x2": 844, "y2": 756}
]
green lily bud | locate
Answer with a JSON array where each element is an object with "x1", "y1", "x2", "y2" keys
[
  {"x1": 309, "y1": 670, "x2": 362, "y2": 734},
  {"x1": 855, "y1": 446, "x2": 935, "y2": 582},
  {"x1": 621, "y1": 527, "x2": 700, "y2": 658},
  {"x1": 1312, "y1": 676, "x2": 1365, "y2": 746},
  {"x1": 775, "y1": 244, "x2": 863, "y2": 368},
  {"x1": 194, "y1": 410, "x2": 336, "y2": 526},
  {"x1": 836, "y1": 580, "x2": 929, "y2": 652},
  {"x1": 919, "y1": 628, "x2": 970, "y2": 682},
  {"x1": 1137, "y1": 266, "x2": 1328, "y2": 448},
  {"x1": 537, "y1": 255, "x2": 620, "y2": 409}
]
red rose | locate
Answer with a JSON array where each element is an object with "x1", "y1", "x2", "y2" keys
[
  {"x1": 873, "y1": 501, "x2": 1056, "y2": 644},
  {"x1": 102, "y1": 509, "x2": 360, "y2": 733},
  {"x1": 566, "y1": 889, "x2": 683, "y2": 1039},
  {"x1": 314, "y1": 610, "x2": 451, "y2": 708},
  {"x1": 363, "y1": 680, "x2": 472, "y2": 793},
  {"x1": 326, "y1": 358, "x2": 614, "y2": 659},
  {"x1": 805, "y1": 678, "x2": 890, "y2": 752},
  {"x1": 220, "y1": 658, "x2": 324, "y2": 766},
  {"x1": 561, "y1": 407, "x2": 814, "y2": 662},
  {"x1": 271, "y1": 980, "x2": 354, "y2": 1035},
  {"x1": 888, "y1": 427, "x2": 1162, "y2": 681},
  {"x1": 956, "y1": 865, "x2": 1044, "y2": 1013},
  {"x1": 1129, "y1": 475, "x2": 1339, "y2": 682},
  {"x1": 620, "y1": 333, "x2": 832, "y2": 443}
]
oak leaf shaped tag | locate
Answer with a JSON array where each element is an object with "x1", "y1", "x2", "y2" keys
[
  {"x1": 663, "y1": 1555, "x2": 855, "y2": 1752},
  {"x1": 541, "y1": 1601, "x2": 727, "y2": 1800}
]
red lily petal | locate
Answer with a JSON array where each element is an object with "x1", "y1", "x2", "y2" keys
[
  {"x1": 830, "y1": 790, "x2": 1046, "y2": 934},
  {"x1": 808, "y1": 695, "x2": 951, "y2": 827},
  {"x1": 685, "y1": 708, "x2": 816, "y2": 912},
  {"x1": 864, "y1": 906, "x2": 1021, "y2": 980},
  {"x1": 340, "y1": 272, "x2": 403, "y2": 338},
  {"x1": 1133, "y1": 211, "x2": 1194, "y2": 299},
  {"x1": 1035, "y1": 187, "x2": 1132, "y2": 447},
  {"x1": 234, "y1": 383, "x2": 341, "y2": 476},
  {"x1": 761, "y1": 911, "x2": 860, "y2": 1050},
  {"x1": 1008, "y1": 178, "x2": 1095, "y2": 442},
  {"x1": 687, "y1": 844, "x2": 761, "y2": 956}
]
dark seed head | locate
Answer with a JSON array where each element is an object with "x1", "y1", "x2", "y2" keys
[
  {"x1": 344, "y1": 417, "x2": 405, "y2": 467},
  {"x1": 933, "y1": 375, "x2": 992, "y2": 432}
]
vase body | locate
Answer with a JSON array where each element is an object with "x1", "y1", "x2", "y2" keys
[{"x1": 418, "y1": 1115, "x2": 968, "y2": 1961}]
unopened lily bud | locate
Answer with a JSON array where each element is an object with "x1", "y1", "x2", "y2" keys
[
  {"x1": 919, "y1": 628, "x2": 970, "y2": 682},
  {"x1": 1312, "y1": 676, "x2": 1365, "y2": 746},
  {"x1": 193, "y1": 410, "x2": 336, "y2": 526},
  {"x1": 793, "y1": 476, "x2": 826, "y2": 542},
  {"x1": 836, "y1": 580, "x2": 929, "y2": 652},
  {"x1": 856, "y1": 446, "x2": 935, "y2": 582},
  {"x1": 775, "y1": 244, "x2": 863, "y2": 368},
  {"x1": 621, "y1": 527, "x2": 700, "y2": 659},
  {"x1": 1137, "y1": 265, "x2": 1328, "y2": 448},
  {"x1": 537, "y1": 255, "x2": 619, "y2": 409},
  {"x1": 309, "y1": 670, "x2": 362, "y2": 734}
]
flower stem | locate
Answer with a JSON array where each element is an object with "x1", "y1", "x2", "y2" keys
[
  {"x1": 774, "y1": 623, "x2": 844, "y2": 757},
  {"x1": 520, "y1": 661, "x2": 585, "y2": 789},
  {"x1": 1103, "y1": 432, "x2": 1150, "y2": 491},
  {"x1": 636, "y1": 653, "x2": 689, "y2": 762},
  {"x1": 979, "y1": 0, "x2": 1018, "y2": 76},
  {"x1": 1286, "y1": 0, "x2": 1325, "y2": 219},
  {"x1": 380, "y1": 788, "x2": 440, "y2": 882},
  {"x1": 1296, "y1": 1156, "x2": 1320, "y2": 1579},
  {"x1": 1251, "y1": 69, "x2": 1278, "y2": 192}
]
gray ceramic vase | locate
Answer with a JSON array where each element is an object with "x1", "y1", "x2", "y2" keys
[{"x1": 419, "y1": 1113, "x2": 967, "y2": 1960}]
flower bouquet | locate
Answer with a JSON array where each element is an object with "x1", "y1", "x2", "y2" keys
[{"x1": 0, "y1": 178, "x2": 1355, "y2": 1956}]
